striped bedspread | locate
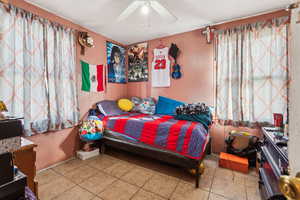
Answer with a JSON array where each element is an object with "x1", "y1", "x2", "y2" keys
[{"x1": 103, "y1": 113, "x2": 209, "y2": 159}]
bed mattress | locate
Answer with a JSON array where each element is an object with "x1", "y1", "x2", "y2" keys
[{"x1": 103, "y1": 113, "x2": 209, "y2": 160}]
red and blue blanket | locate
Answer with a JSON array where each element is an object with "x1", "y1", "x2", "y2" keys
[{"x1": 103, "y1": 113, "x2": 209, "y2": 160}]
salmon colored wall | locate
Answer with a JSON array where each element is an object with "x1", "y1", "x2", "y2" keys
[
  {"x1": 10, "y1": 0, "x2": 127, "y2": 170},
  {"x1": 127, "y1": 10, "x2": 289, "y2": 153},
  {"x1": 128, "y1": 29, "x2": 214, "y2": 104}
]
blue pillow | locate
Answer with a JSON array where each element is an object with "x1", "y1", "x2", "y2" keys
[{"x1": 155, "y1": 96, "x2": 184, "y2": 116}]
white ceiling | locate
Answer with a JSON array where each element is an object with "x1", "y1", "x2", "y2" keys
[{"x1": 25, "y1": 0, "x2": 291, "y2": 45}]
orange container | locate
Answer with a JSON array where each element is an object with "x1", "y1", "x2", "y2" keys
[{"x1": 219, "y1": 152, "x2": 249, "y2": 174}]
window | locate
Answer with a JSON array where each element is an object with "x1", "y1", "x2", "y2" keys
[
  {"x1": 0, "y1": 5, "x2": 79, "y2": 136},
  {"x1": 215, "y1": 16, "x2": 289, "y2": 126}
]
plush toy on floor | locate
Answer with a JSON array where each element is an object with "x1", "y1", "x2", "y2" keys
[{"x1": 79, "y1": 114, "x2": 104, "y2": 152}]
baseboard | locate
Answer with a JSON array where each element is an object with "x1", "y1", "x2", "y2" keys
[{"x1": 37, "y1": 156, "x2": 75, "y2": 173}]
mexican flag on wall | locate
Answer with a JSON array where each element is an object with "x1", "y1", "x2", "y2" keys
[{"x1": 81, "y1": 60, "x2": 104, "y2": 92}]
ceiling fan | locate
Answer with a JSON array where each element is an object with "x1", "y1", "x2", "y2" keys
[{"x1": 117, "y1": 0, "x2": 177, "y2": 26}]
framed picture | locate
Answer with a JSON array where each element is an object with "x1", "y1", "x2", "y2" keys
[
  {"x1": 128, "y1": 42, "x2": 148, "y2": 82},
  {"x1": 106, "y1": 41, "x2": 126, "y2": 83}
]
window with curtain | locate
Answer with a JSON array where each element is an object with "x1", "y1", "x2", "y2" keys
[
  {"x1": 0, "y1": 4, "x2": 79, "y2": 136},
  {"x1": 215, "y1": 16, "x2": 289, "y2": 127}
]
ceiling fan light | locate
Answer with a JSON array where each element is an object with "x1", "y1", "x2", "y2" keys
[{"x1": 141, "y1": 3, "x2": 150, "y2": 15}]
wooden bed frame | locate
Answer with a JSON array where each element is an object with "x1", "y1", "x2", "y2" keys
[{"x1": 98, "y1": 131, "x2": 212, "y2": 188}]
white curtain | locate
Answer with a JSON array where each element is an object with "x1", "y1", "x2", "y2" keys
[
  {"x1": 215, "y1": 17, "x2": 289, "y2": 126},
  {"x1": 0, "y1": 4, "x2": 79, "y2": 136},
  {"x1": 45, "y1": 24, "x2": 79, "y2": 131}
]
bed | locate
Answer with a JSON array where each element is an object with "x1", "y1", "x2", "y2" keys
[{"x1": 97, "y1": 112, "x2": 211, "y2": 188}]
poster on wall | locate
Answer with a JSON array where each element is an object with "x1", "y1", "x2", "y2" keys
[
  {"x1": 128, "y1": 42, "x2": 148, "y2": 82},
  {"x1": 106, "y1": 41, "x2": 126, "y2": 83}
]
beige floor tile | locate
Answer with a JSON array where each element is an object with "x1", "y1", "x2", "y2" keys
[
  {"x1": 64, "y1": 165, "x2": 99, "y2": 184},
  {"x1": 170, "y1": 182, "x2": 209, "y2": 200},
  {"x1": 53, "y1": 159, "x2": 86, "y2": 175},
  {"x1": 87, "y1": 155, "x2": 119, "y2": 171},
  {"x1": 38, "y1": 176, "x2": 75, "y2": 200},
  {"x1": 103, "y1": 161, "x2": 135, "y2": 178},
  {"x1": 79, "y1": 171, "x2": 117, "y2": 194},
  {"x1": 91, "y1": 197, "x2": 103, "y2": 200},
  {"x1": 246, "y1": 185, "x2": 261, "y2": 200},
  {"x1": 143, "y1": 174, "x2": 179, "y2": 198},
  {"x1": 121, "y1": 167, "x2": 154, "y2": 187},
  {"x1": 245, "y1": 175, "x2": 259, "y2": 187},
  {"x1": 200, "y1": 173, "x2": 214, "y2": 191},
  {"x1": 53, "y1": 186, "x2": 95, "y2": 200},
  {"x1": 150, "y1": 165, "x2": 184, "y2": 179},
  {"x1": 233, "y1": 171, "x2": 248, "y2": 179},
  {"x1": 204, "y1": 156, "x2": 219, "y2": 168},
  {"x1": 249, "y1": 168, "x2": 259, "y2": 177},
  {"x1": 203, "y1": 165, "x2": 217, "y2": 177},
  {"x1": 99, "y1": 180, "x2": 139, "y2": 200},
  {"x1": 79, "y1": 156, "x2": 101, "y2": 165},
  {"x1": 211, "y1": 176, "x2": 246, "y2": 200},
  {"x1": 36, "y1": 169, "x2": 61, "y2": 186},
  {"x1": 181, "y1": 173, "x2": 213, "y2": 191},
  {"x1": 214, "y1": 167, "x2": 235, "y2": 181},
  {"x1": 209, "y1": 193, "x2": 229, "y2": 200},
  {"x1": 231, "y1": 173, "x2": 246, "y2": 185},
  {"x1": 37, "y1": 150, "x2": 262, "y2": 200},
  {"x1": 131, "y1": 189, "x2": 166, "y2": 200}
]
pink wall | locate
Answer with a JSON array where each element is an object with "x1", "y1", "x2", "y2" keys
[
  {"x1": 10, "y1": 0, "x2": 127, "y2": 170},
  {"x1": 128, "y1": 30, "x2": 214, "y2": 104}
]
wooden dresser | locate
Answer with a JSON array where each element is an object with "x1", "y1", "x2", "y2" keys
[{"x1": 13, "y1": 137, "x2": 38, "y2": 198}]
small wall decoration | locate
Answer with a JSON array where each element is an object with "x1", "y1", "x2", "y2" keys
[
  {"x1": 128, "y1": 42, "x2": 148, "y2": 82},
  {"x1": 202, "y1": 26, "x2": 215, "y2": 44},
  {"x1": 106, "y1": 42, "x2": 126, "y2": 84},
  {"x1": 81, "y1": 61, "x2": 104, "y2": 92},
  {"x1": 169, "y1": 43, "x2": 182, "y2": 79},
  {"x1": 78, "y1": 32, "x2": 94, "y2": 55},
  {"x1": 151, "y1": 41, "x2": 171, "y2": 88}
]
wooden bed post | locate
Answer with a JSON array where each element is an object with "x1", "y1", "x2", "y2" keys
[
  {"x1": 195, "y1": 165, "x2": 200, "y2": 188},
  {"x1": 100, "y1": 142, "x2": 106, "y2": 154},
  {"x1": 195, "y1": 162, "x2": 205, "y2": 188}
]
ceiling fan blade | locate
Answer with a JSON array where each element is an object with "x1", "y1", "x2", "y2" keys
[
  {"x1": 117, "y1": 1, "x2": 144, "y2": 22},
  {"x1": 150, "y1": 0, "x2": 177, "y2": 22}
]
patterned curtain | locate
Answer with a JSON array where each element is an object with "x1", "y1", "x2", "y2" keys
[
  {"x1": 215, "y1": 16, "x2": 289, "y2": 127},
  {"x1": 0, "y1": 4, "x2": 79, "y2": 136},
  {"x1": 45, "y1": 24, "x2": 79, "y2": 132}
]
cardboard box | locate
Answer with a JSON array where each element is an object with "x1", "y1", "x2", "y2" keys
[
  {"x1": 76, "y1": 149, "x2": 99, "y2": 160},
  {"x1": 219, "y1": 152, "x2": 249, "y2": 174}
]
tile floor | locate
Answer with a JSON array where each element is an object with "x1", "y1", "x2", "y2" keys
[{"x1": 36, "y1": 149, "x2": 261, "y2": 200}]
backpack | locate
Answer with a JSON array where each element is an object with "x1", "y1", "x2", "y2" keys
[{"x1": 225, "y1": 131, "x2": 259, "y2": 167}]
